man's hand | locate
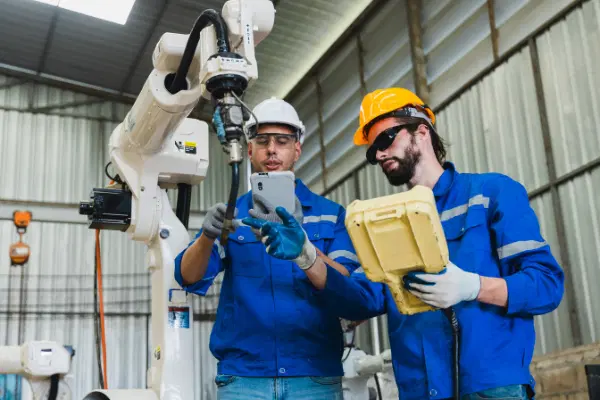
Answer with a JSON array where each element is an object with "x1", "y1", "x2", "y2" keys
[
  {"x1": 248, "y1": 194, "x2": 303, "y2": 239},
  {"x1": 403, "y1": 262, "x2": 481, "y2": 309},
  {"x1": 202, "y1": 203, "x2": 239, "y2": 240},
  {"x1": 243, "y1": 207, "x2": 317, "y2": 270}
]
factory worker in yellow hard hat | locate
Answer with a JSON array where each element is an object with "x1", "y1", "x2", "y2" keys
[{"x1": 247, "y1": 87, "x2": 564, "y2": 400}]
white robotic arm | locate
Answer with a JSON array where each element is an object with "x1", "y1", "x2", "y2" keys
[
  {"x1": 0, "y1": 341, "x2": 74, "y2": 400},
  {"x1": 78, "y1": 1, "x2": 275, "y2": 400},
  {"x1": 343, "y1": 348, "x2": 393, "y2": 400}
]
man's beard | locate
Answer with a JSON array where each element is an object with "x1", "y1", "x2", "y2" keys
[{"x1": 381, "y1": 147, "x2": 421, "y2": 186}]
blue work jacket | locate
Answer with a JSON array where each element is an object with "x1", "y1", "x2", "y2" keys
[
  {"x1": 320, "y1": 162, "x2": 564, "y2": 399},
  {"x1": 174, "y1": 179, "x2": 360, "y2": 378}
]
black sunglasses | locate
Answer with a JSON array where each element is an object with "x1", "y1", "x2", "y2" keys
[{"x1": 366, "y1": 125, "x2": 405, "y2": 165}]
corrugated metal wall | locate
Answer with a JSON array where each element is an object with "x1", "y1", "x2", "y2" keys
[
  {"x1": 291, "y1": 0, "x2": 414, "y2": 195},
  {"x1": 0, "y1": 72, "x2": 223, "y2": 399},
  {"x1": 536, "y1": 0, "x2": 600, "y2": 346},
  {"x1": 316, "y1": 0, "x2": 600, "y2": 359},
  {"x1": 290, "y1": 0, "x2": 583, "y2": 191}
]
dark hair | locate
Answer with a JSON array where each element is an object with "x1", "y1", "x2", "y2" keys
[{"x1": 401, "y1": 120, "x2": 448, "y2": 165}]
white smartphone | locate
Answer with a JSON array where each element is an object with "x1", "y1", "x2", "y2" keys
[{"x1": 250, "y1": 171, "x2": 296, "y2": 214}]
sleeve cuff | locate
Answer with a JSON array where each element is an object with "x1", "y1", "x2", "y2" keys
[
  {"x1": 504, "y1": 273, "x2": 530, "y2": 314},
  {"x1": 174, "y1": 250, "x2": 212, "y2": 296}
]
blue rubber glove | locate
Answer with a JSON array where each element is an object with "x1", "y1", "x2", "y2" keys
[
  {"x1": 243, "y1": 206, "x2": 317, "y2": 270},
  {"x1": 403, "y1": 262, "x2": 481, "y2": 309}
]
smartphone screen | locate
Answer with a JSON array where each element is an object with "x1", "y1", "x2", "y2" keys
[{"x1": 250, "y1": 171, "x2": 296, "y2": 213}]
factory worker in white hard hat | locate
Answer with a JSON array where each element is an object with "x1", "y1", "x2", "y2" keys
[{"x1": 174, "y1": 97, "x2": 361, "y2": 399}]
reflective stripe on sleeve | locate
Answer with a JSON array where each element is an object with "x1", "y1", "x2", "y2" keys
[
  {"x1": 497, "y1": 240, "x2": 547, "y2": 259},
  {"x1": 328, "y1": 250, "x2": 359, "y2": 263},
  {"x1": 352, "y1": 267, "x2": 365, "y2": 275}
]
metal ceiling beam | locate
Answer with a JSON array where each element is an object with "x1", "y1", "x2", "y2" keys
[
  {"x1": 120, "y1": 0, "x2": 171, "y2": 93},
  {"x1": 315, "y1": 76, "x2": 328, "y2": 190},
  {"x1": 37, "y1": 7, "x2": 60, "y2": 73},
  {"x1": 487, "y1": 0, "x2": 500, "y2": 61},
  {"x1": 0, "y1": 62, "x2": 137, "y2": 105},
  {"x1": 406, "y1": 0, "x2": 430, "y2": 104},
  {"x1": 0, "y1": 104, "x2": 119, "y2": 122},
  {"x1": 27, "y1": 97, "x2": 106, "y2": 113}
]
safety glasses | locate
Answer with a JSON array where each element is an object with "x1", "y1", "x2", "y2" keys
[
  {"x1": 252, "y1": 133, "x2": 297, "y2": 148},
  {"x1": 366, "y1": 125, "x2": 405, "y2": 165}
]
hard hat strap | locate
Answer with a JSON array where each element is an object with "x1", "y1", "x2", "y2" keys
[{"x1": 363, "y1": 106, "x2": 433, "y2": 141}]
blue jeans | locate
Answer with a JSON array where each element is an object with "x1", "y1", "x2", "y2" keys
[
  {"x1": 215, "y1": 375, "x2": 343, "y2": 400},
  {"x1": 461, "y1": 384, "x2": 532, "y2": 400}
]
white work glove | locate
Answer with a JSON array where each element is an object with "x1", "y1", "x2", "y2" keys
[
  {"x1": 404, "y1": 261, "x2": 481, "y2": 309},
  {"x1": 248, "y1": 194, "x2": 303, "y2": 239}
]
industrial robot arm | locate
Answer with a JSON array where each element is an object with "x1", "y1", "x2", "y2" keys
[
  {"x1": 0, "y1": 341, "x2": 75, "y2": 400},
  {"x1": 343, "y1": 348, "x2": 392, "y2": 400},
  {"x1": 78, "y1": 1, "x2": 275, "y2": 399}
]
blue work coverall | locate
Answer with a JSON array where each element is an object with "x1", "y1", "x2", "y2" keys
[
  {"x1": 174, "y1": 179, "x2": 360, "y2": 379},
  {"x1": 319, "y1": 162, "x2": 564, "y2": 399}
]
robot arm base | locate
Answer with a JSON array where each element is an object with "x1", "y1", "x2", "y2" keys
[{"x1": 84, "y1": 389, "x2": 159, "y2": 400}]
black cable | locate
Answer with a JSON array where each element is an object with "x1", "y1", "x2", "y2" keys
[
  {"x1": 225, "y1": 162, "x2": 240, "y2": 222},
  {"x1": 176, "y1": 183, "x2": 193, "y2": 229},
  {"x1": 219, "y1": 162, "x2": 240, "y2": 244},
  {"x1": 169, "y1": 10, "x2": 230, "y2": 94},
  {"x1": 374, "y1": 373, "x2": 383, "y2": 400},
  {"x1": 443, "y1": 307, "x2": 460, "y2": 400},
  {"x1": 341, "y1": 329, "x2": 356, "y2": 362},
  {"x1": 48, "y1": 374, "x2": 59, "y2": 400},
  {"x1": 104, "y1": 162, "x2": 123, "y2": 184}
]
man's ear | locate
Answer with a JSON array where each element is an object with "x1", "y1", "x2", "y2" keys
[
  {"x1": 294, "y1": 141, "x2": 301, "y2": 163},
  {"x1": 248, "y1": 141, "x2": 253, "y2": 159},
  {"x1": 416, "y1": 123, "x2": 431, "y2": 141}
]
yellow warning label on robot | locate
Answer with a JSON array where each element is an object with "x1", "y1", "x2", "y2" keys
[{"x1": 184, "y1": 141, "x2": 197, "y2": 154}]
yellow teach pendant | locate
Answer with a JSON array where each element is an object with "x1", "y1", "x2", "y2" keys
[{"x1": 345, "y1": 185, "x2": 449, "y2": 315}]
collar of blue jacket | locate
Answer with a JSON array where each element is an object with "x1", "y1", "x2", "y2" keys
[
  {"x1": 317, "y1": 162, "x2": 564, "y2": 399},
  {"x1": 174, "y1": 178, "x2": 362, "y2": 378}
]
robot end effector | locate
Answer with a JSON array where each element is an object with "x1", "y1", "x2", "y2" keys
[{"x1": 78, "y1": 0, "x2": 276, "y2": 237}]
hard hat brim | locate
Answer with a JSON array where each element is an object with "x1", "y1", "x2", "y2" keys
[{"x1": 353, "y1": 127, "x2": 368, "y2": 146}]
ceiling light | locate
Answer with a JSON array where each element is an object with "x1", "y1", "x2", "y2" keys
[{"x1": 31, "y1": 0, "x2": 136, "y2": 25}]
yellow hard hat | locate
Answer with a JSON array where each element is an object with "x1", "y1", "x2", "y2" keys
[{"x1": 353, "y1": 88, "x2": 436, "y2": 146}]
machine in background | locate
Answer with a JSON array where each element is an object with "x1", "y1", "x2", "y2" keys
[
  {"x1": 0, "y1": 341, "x2": 75, "y2": 400},
  {"x1": 78, "y1": 1, "x2": 275, "y2": 399}
]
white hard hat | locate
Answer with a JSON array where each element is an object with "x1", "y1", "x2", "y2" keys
[{"x1": 245, "y1": 97, "x2": 306, "y2": 144}]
